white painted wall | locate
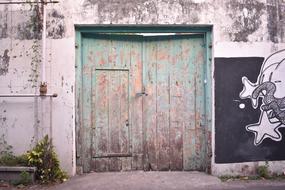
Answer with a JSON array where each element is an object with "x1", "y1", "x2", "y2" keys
[{"x1": 0, "y1": 0, "x2": 285, "y2": 176}]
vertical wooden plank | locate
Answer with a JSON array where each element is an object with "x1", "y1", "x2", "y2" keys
[
  {"x1": 93, "y1": 70, "x2": 109, "y2": 156},
  {"x1": 205, "y1": 31, "x2": 213, "y2": 173},
  {"x1": 81, "y1": 37, "x2": 93, "y2": 172},
  {"x1": 194, "y1": 38, "x2": 206, "y2": 170},
  {"x1": 120, "y1": 71, "x2": 129, "y2": 154},
  {"x1": 156, "y1": 38, "x2": 170, "y2": 171},
  {"x1": 93, "y1": 37, "x2": 111, "y2": 172},
  {"x1": 130, "y1": 40, "x2": 144, "y2": 170},
  {"x1": 93, "y1": 38, "x2": 109, "y2": 69},
  {"x1": 169, "y1": 38, "x2": 184, "y2": 170},
  {"x1": 107, "y1": 39, "x2": 122, "y2": 171},
  {"x1": 204, "y1": 31, "x2": 212, "y2": 173},
  {"x1": 92, "y1": 70, "x2": 109, "y2": 172},
  {"x1": 143, "y1": 39, "x2": 158, "y2": 170},
  {"x1": 75, "y1": 31, "x2": 83, "y2": 167},
  {"x1": 109, "y1": 70, "x2": 121, "y2": 155},
  {"x1": 182, "y1": 37, "x2": 199, "y2": 171}
]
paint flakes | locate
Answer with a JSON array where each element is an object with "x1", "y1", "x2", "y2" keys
[
  {"x1": 0, "y1": 49, "x2": 10, "y2": 76},
  {"x1": 0, "y1": 6, "x2": 9, "y2": 39},
  {"x1": 226, "y1": 0, "x2": 265, "y2": 42},
  {"x1": 47, "y1": 9, "x2": 66, "y2": 39},
  {"x1": 16, "y1": 5, "x2": 43, "y2": 40},
  {"x1": 266, "y1": 0, "x2": 285, "y2": 43}
]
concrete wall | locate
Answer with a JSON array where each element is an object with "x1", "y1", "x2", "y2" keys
[{"x1": 0, "y1": 0, "x2": 285, "y2": 176}]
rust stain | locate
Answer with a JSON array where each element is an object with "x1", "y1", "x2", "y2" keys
[
  {"x1": 157, "y1": 51, "x2": 168, "y2": 60},
  {"x1": 108, "y1": 53, "x2": 118, "y2": 64},
  {"x1": 98, "y1": 58, "x2": 106, "y2": 65},
  {"x1": 98, "y1": 74, "x2": 107, "y2": 86},
  {"x1": 134, "y1": 61, "x2": 142, "y2": 90}
]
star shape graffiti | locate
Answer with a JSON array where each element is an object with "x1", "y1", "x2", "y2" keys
[
  {"x1": 246, "y1": 111, "x2": 283, "y2": 146},
  {"x1": 239, "y1": 76, "x2": 258, "y2": 108}
]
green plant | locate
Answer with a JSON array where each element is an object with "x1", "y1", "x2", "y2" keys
[
  {"x1": 0, "y1": 135, "x2": 28, "y2": 166},
  {"x1": 0, "y1": 135, "x2": 13, "y2": 156},
  {"x1": 0, "y1": 154, "x2": 28, "y2": 166},
  {"x1": 0, "y1": 153, "x2": 29, "y2": 166},
  {"x1": 0, "y1": 154, "x2": 17, "y2": 166},
  {"x1": 219, "y1": 175, "x2": 233, "y2": 182},
  {"x1": 26, "y1": 135, "x2": 68, "y2": 184},
  {"x1": 257, "y1": 164, "x2": 270, "y2": 179},
  {"x1": 11, "y1": 171, "x2": 32, "y2": 186}
]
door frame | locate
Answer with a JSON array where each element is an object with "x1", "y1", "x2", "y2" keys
[{"x1": 75, "y1": 25, "x2": 213, "y2": 172}]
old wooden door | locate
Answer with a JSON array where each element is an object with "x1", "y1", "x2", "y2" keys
[
  {"x1": 143, "y1": 35, "x2": 206, "y2": 171},
  {"x1": 79, "y1": 33, "x2": 207, "y2": 172},
  {"x1": 80, "y1": 34, "x2": 143, "y2": 172}
]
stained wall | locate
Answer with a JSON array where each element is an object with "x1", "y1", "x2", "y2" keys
[{"x1": 0, "y1": 0, "x2": 285, "y2": 175}]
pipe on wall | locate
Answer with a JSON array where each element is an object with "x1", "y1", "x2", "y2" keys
[
  {"x1": 0, "y1": 1, "x2": 59, "y2": 4},
  {"x1": 41, "y1": 0, "x2": 46, "y2": 83},
  {"x1": 0, "y1": 94, "x2": 58, "y2": 97}
]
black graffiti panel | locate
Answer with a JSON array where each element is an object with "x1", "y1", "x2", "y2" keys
[{"x1": 215, "y1": 56, "x2": 285, "y2": 163}]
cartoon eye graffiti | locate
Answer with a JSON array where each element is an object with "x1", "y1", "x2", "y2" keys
[{"x1": 239, "y1": 49, "x2": 285, "y2": 146}]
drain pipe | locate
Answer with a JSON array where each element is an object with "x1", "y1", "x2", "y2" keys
[
  {"x1": 41, "y1": 0, "x2": 46, "y2": 84},
  {"x1": 40, "y1": 0, "x2": 49, "y2": 142}
]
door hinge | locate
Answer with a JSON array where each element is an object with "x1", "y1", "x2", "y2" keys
[{"x1": 208, "y1": 43, "x2": 212, "y2": 49}]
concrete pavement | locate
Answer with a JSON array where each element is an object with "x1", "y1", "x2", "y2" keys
[
  {"x1": 47, "y1": 171, "x2": 285, "y2": 190},
  {"x1": 2, "y1": 171, "x2": 285, "y2": 190}
]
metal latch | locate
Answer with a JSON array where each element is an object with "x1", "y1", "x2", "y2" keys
[{"x1": 136, "y1": 87, "x2": 148, "y2": 97}]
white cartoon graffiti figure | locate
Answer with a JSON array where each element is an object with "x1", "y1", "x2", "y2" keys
[{"x1": 239, "y1": 49, "x2": 285, "y2": 146}]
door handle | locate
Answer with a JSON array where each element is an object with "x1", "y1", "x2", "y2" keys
[
  {"x1": 136, "y1": 87, "x2": 148, "y2": 97},
  {"x1": 136, "y1": 91, "x2": 148, "y2": 97}
]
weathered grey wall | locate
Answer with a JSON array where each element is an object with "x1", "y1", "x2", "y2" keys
[{"x1": 0, "y1": 0, "x2": 285, "y2": 176}]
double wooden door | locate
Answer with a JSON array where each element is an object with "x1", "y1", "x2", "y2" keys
[{"x1": 78, "y1": 33, "x2": 207, "y2": 172}]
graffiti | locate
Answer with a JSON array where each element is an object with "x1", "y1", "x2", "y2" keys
[{"x1": 240, "y1": 49, "x2": 285, "y2": 146}]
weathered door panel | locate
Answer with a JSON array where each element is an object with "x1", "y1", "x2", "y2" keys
[
  {"x1": 82, "y1": 35, "x2": 143, "y2": 171},
  {"x1": 91, "y1": 70, "x2": 129, "y2": 157},
  {"x1": 143, "y1": 35, "x2": 206, "y2": 171},
  {"x1": 80, "y1": 33, "x2": 207, "y2": 172},
  {"x1": 129, "y1": 41, "x2": 144, "y2": 170},
  {"x1": 143, "y1": 40, "x2": 158, "y2": 171},
  {"x1": 180, "y1": 37, "x2": 206, "y2": 170}
]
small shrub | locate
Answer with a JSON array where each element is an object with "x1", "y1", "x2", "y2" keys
[
  {"x1": 16, "y1": 154, "x2": 29, "y2": 166},
  {"x1": 257, "y1": 165, "x2": 270, "y2": 179},
  {"x1": 219, "y1": 175, "x2": 233, "y2": 182},
  {"x1": 0, "y1": 153, "x2": 28, "y2": 166},
  {"x1": 26, "y1": 135, "x2": 68, "y2": 184},
  {"x1": 0, "y1": 154, "x2": 17, "y2": 166},
  {"x1": 0, "y1": 135, "x2": 29, "y2": 167}
]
